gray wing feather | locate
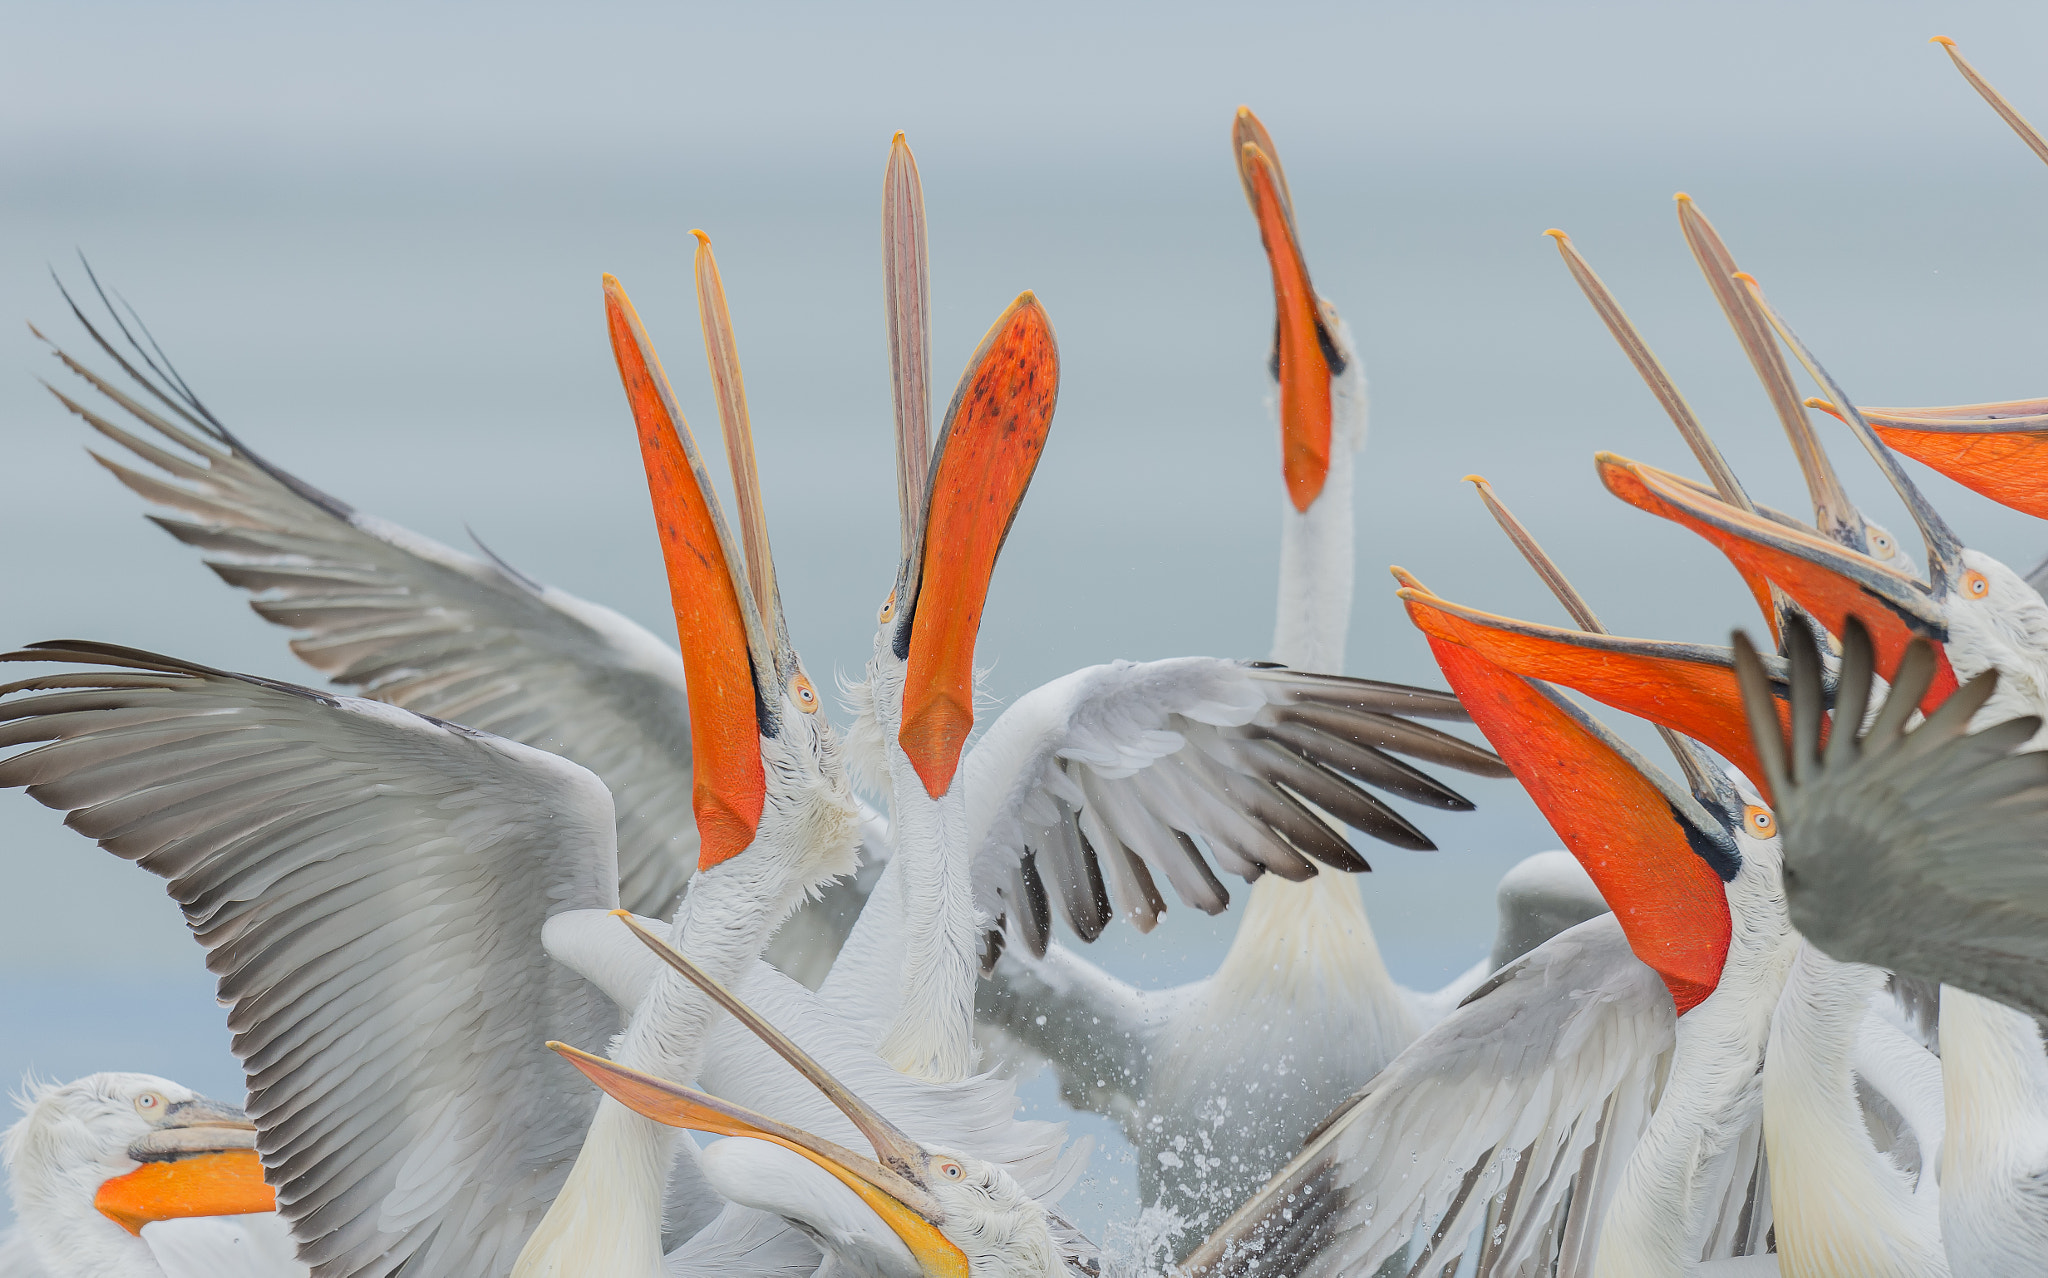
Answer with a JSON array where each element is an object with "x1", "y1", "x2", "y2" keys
[
  {"x1": 0, "y1": 644, "x2": 623, "y2": 1278},
  {"x1": 966, "y1": 659, "x2": 1507, "y2": 956},
  {"x1": 1752, "y1": 621, "x2": 2048, "y2": 1017},
  {"x1": 1180, "y1": 915, "x2": 1673, "y2": 1278},
  {"x1": 40, "y1": 326, "x2": 697, "y2": 918}
]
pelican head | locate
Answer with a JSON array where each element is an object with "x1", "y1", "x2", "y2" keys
[
  {"x1": 558, "y1": 916, "x2": 1089, "y2": 1276},
  {"x1": 1595, "y1": 266, "x2": 2048, "y2": 738},
  {"x1": 603, "y1": 238, "x2": 858, "y2": 906},
  {"x1": 863, "y1": 290, "x2": 1057, "y2": 802},
  {"x1": 5, "y1": 1073, "x2": 273, "y2": 1275},
  {"x1": 852, "y1": 146, "x2": 1060, "y2": 808},
  {"x1": 1233, "y1": 105, "x2": 1363, "y2": 513}
]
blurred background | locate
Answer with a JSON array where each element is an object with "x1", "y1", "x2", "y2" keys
[{"x1": 5, "y1": 0, "x2": 2048, "y2": 1237}]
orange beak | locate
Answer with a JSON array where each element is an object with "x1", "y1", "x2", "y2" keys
[
  {"x1": 1414, "y1": 627, "x2": 1733, "y2": 1013},
  {"x1": 1235, "y1": 107, "x2": 1333, "y2": 513},
  {"x1": 96, "y1": 1152, "x2": 274, "y2": 1236},
  {"x1": 1398, "y1": 581, "x2": 1786, "y2": 798},
  {"x1": 896, "y1": 293, "x2": 1060, "y2": 799},
  {"x1": 1597, "y1": 452, "x2": 1960, "y2": 714},
  {"x1": 556, "y1": 915, "x2": 983, "y2": 1278},
  {"x1": 1809, "y1": 395, "x2": 2048, "y2": 522},
  {"x1": 604, "y1": 274, "x2": 769, "y2": 869},
  {"x1": 93, "y1": 1104, "x2": 274, "y2": 1239},
  {"x1": 554, "y1": 1045, "x2": 969, "y2": 1278}
]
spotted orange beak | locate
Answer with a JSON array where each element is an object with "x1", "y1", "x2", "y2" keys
[
  {"x1": 895, "y1": 293, "x2": 1060, "y2": 799},
  {"x1": 93, "y1": 1100, "x2": 272, "y2": 1236},
  {"x1": 1235, "y1": 106, "x2": 1335, "y2": 513}
]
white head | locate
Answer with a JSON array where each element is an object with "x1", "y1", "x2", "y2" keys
[
  {"x1": 1929, "y1": 547, "x2": 2048, "y2": 741},
  {"x1": 5, "y1": 1073, "x2": 270, "y2": 1278},
  {"x1": 704, "y1": 1134, "x2": 1062, "y2": 1276}
]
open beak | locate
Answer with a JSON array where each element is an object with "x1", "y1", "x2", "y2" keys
[
  {"x1": 1235, "y1": 107, "x2": 1335, "y2": 513},
  {"x1": 1543, "y1": 228, "x2": 1757, "y2": 513},
  {"x1": 1402, "y1": 581, "x2": 1733, "y2": 1013},
  {"x1": 1398, "y1": 578, "x2": 1788, "y2": 795},
  {"x1": 94, "y1": 1099, "x2": 273, "y2": 1236},
  {"x1": 554, "y1": 1048, "x2": 967, "y2": 1278},
  {"x1": 895, "y1": 293, "x2": 1059, "y2": 799},
  {"x1": 605, "y1": 259, "x2": 790, "y2": 869},
  {"x1": 1729, "y1": 273, "x2": 1970, "y2": 594},
  {"x1": 1807, "y1": 395, "x2": 2048, "y2": 522},
  {"x1": 1597, "y1": 452, "x2": 1960, "y2": 713},
  {"x1": 552, "y1": 913, "x2": 972, "y2": 1278},
  {"x1": 1673, "y1": 194, "x2": 1869, "y2": 550}
]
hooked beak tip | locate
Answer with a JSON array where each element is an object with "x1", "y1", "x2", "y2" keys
[{"x1": 1932, "y1": 34, "x2": 1956, "y2": 47}]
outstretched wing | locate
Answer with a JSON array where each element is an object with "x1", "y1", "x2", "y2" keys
[
  {"x1": 0, "y1": 644, "x2": 623, "y2": 1278},
  {"x1": 965, "y1": 657, "x2": 1507, "y2": 947},
  {"x1": 38, "y1": 300, "x2": 698, "y2": 918},
  {"x1": 1181, "y1": 914, "x2": 1674, "y2": 1278},
  {"x1": 1740, "y1": 619, "x2": 2048, "y2": 1016}
]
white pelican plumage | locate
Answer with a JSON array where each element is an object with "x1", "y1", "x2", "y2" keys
[
  {"x1": 1468, "y1": 258, "x2": 2048, "y2": 1270},
  {"x1": 970, "y1": 107, "x2": 1551, "y2": 1240},
  {"x1": 33, "y1": 263, "x2": 886, "y2": 983},
  {"x1": 1478, "y1": 474, "x2": 1954, "y2": 1276},
  {"x1": 1596, "y1": 293, "x2": 2048, "y2": 1274},
  {"x1": 0, "y1": 244, "x2": 1084, "y2": 1277},
  {"x1": 37, "y1": 270, "x2": 706, "y2": 926},
  {"x1": 1, "y1": 1073, "x2": 296, "y2": 1278},
  {"x1": 1399, "y1": 494, "x2": 1956, "y2": 1276},
  {"x1": 563, "y1": 915, "x2": 1098, "y2": 1276},
  {"x1": 1192, "y1": 562, "x2": 1793, "y2": 1275}
]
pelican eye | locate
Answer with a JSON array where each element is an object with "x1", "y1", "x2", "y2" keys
[
  {"x1": 791, "y1": 673, "x2": 819, "y2": 713},
  {"x1": 1869, "y1": 531, "x2": 1894, "y2": 557},
  {"x1": 938, "y1": 1160, "x2": 963, "y2": 1180},
  {"x1": 1965, "y1": 570, "x2": 1990, "y2": 599},
  {"x1": 133, "y1": 1092, "x2": 165, "y2": 1116},
  {"x1": 878, "y1": 590, "x2": 897, "y2": 625},
  {"x1": 1743, "y1": 805, "x2": 1774, "y2": 838}
]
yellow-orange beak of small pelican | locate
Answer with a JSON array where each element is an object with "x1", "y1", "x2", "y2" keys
[{"x1": 550, "y1": 1044, "x2": 970, "y2": 1278}]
